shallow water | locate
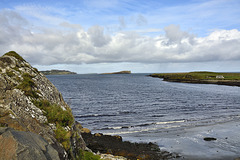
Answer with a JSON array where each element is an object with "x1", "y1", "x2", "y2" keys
[{"x1": 47, "y1": 74, "x2": 240, "y2": 159}]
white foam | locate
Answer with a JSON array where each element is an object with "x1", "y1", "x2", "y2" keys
[
  {"x1": 111, "y1": 126, "x2": 122, "y2": 130},
  {"x1": 104, "y1": 125, "x2": 181, "y2": 135},
  {"x1": 155, "y1": 120, "x2": 185, "y2": 125}
]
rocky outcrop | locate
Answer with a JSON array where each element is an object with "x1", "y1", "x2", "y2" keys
[
  {"x1": 0, "y1": 51, "x2": 86, "y2": 159},
  {"x1": 0, "y1": 127, "x2": 59, "y2": 160},
  {"x1": 82, "y1": 132, "x2": 179, "y2": 160}
]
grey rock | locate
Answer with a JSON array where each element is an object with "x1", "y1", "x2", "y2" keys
[
  {"x1": 0, "y1": 127, "x2": 60, "y2": 160},
  {"x1": 0, "y1": 52, "x2": 87, "y2": 159}
]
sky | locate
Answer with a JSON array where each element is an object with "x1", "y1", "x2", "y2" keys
[{"x1": 0, "y1": 0, "x2": 240, "y2": 73}]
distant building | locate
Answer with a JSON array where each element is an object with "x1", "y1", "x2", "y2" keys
[{"x1": 216, "y1": 75, "x2": 224, "y2": 79}]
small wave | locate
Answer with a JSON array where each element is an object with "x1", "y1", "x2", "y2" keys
[
  {"x1": 135, "y1": 123, "x2": 152, "y2": 127},
  {"x1": 152, "y1": 115, "x2": 165, "y2": 117},
  {"x1": 135, "y1": 120, "x2": 185, "y2": 128},
  {"x1": 112, "y1": 126, "x2": 122, "y2": 129},
  {"x1": 98, "y1": 120, "x2": 185, "y2": 131},
  {"x1": 75, "y1": 114, "x2": 116, "y2": 118},
  {"x1": 134, "y1": 120, "x2": 185, "y2": 127},
  {"x1": 155, "y1": 120, "x2": 185, "y2": 125},
  {"x1": 118, "y1": 110, "x2": 137, "y2": 115},
  {"x1": 105, "y1": 130, "x2": 142, "y2": 135},
  {"x1": 75, "y1": 114, "x2": 99, "y2": 118},
  {"x1": 104, "y1": 125, "x2": 181, "y2": 135},
  {"x1": 99, "y1": 126, "x2": 132, "y2": 130}
]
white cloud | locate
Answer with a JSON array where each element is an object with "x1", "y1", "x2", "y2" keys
[
  {"x1": 0, "y1": 10, "x2": 240, "y2": 68},
  {"x1": 164, "y1": 24, "x2": 195, "y2": 45},
  {"x1": 87, "y1": 25, "x2": 111, "y2": 47}
]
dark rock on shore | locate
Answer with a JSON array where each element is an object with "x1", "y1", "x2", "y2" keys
[
  {"x1": 82, "y1": 132, "x2": 179, "y2": 160},
  {"x1": 204, "y1": 137, "x2": 217, "y2": 141}
]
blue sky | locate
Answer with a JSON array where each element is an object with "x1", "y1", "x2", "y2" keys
[{"x1": 0, "y1": 0, "x2": 240, "y2": 73}]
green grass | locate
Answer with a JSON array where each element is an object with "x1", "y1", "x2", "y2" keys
[
  {"x1": 78, "y1": 150, "x2": 101, "y2": 160},
  {"x1": 33, "y1": 100, "x2": 74, "y2": 127},
  {"x1": 4, "y1": 51, "x2": 25, "y2": 62},
  {"x1": 151, "y1": 71, "x2": 240, "y2": 81},
  {"x1": 54, "y1": 123, "x2": 71, "y2": 150},
  {"x1": 33, "y1": 99, "x2": 74, "y2": 151},
  {"x1": 16, "y1": 73, "x2": 40, "y2": 98}
]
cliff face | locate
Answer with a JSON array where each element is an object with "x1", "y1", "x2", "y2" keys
[{"x1": 0, "y1": 51, "x2": 86, "y2": 159}]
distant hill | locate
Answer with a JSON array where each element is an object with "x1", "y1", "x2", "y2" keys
[
  {"x1": 101, "y1": 70, "x2": 131, "y2": 74},
  {"x1": 40, "y1": 69, "x2": 77, "y2": 75}
]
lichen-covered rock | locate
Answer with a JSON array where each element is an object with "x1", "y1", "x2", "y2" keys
[{"x1": 0, "y1": 51, "x2": 86, "y2": 159}]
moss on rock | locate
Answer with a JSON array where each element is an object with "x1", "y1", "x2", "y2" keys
[
  {"x1": 4, "y1": 51, "x2": 25, "y2": 62},
  {"x1": 33, "y1": 99, "x2": 74, "y2": 151},
  {"x1": 55, "y1": 123, "x2": 71, "y2": 150},
  {"x1": 16, "y1": 73, "x2": 40, "y2": 98},
  {"x1": 6, "y1": 70, "x2": 15, "y2": 77},
  {"x1": 78, "y1": 149, "x2": 101, "y2": 160},
  {"x1": 33, "y1": 99, "x2": 74, "y2": 127}
]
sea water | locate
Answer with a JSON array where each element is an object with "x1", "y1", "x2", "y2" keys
[{"x1": 47, "y1": 74, "x2": 240, "y2": 159}]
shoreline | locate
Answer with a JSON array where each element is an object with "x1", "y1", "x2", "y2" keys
[
  {"x1": 162, "y1": 79, "x2": 240, "y2": 87},
  {"x1": 81, "y1": 120, "x2": 240, "y2": 160},
  {"x1": 120, "y1": 120, "x2": 240, "y2": 160},
  {"x1": 149, "y1": 72, "x2": 240, "y2": 87},
  {"x1": 168, "y1": 120, "x2": 240, "y2": 160},
  {"x1": 80, "y1": 128, "x2": 180, "y2": 160}
]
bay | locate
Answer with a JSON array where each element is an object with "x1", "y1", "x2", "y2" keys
[{"x1": 47, "y1": 74, "x2": 240, "y2": 159}]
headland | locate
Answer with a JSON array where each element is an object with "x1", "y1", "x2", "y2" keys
[
  {"x1": 150, "y1": 71, "x2": 240, "y2": 87},
  {"x1": 101, "y1": 70, "x2": 131, "y2": 74},
  {"x1": 40, "y1": 69, "x2": 77, "y2": 75}
]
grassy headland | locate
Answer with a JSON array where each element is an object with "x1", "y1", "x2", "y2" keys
[
  {"x1": 150, "y1": 71, "x2": 240, "y2": 87},
  {"x1": 40, "y1": 69, "x2": 77, "y2": 75},
  {"x1": 101, "y1": 70, "x2": 131, "y2": 74}
]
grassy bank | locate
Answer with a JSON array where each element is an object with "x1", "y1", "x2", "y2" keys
[{"x1": 150, "y1": 71, "x2": 240, "y2": 87}]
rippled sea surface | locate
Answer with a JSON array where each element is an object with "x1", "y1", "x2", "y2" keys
[{"x1": 47, "y1": 74, "x2": 240, "y2": 158}]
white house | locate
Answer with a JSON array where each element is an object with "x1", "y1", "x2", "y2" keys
[{"x1": 216, "y1": 75, "x2": 224, "y2": 79}]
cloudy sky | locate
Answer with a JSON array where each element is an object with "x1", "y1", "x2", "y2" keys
[{"x1": 0, "y1": 0, "x2": 240, "y2": 73}]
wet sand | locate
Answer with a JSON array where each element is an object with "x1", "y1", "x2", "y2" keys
[{"x1": 154, "y1": 121, "x2": 240, "y2": 159}]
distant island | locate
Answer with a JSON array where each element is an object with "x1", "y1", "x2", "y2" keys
[
  {"x1": 40, "y1": 69, "x2": 77, "y2": 75},
  {"x1": 101, "y1": 70, "x2": 131, "y2": 74},
  {"x1": 150, "y1": 71, "x2": 240, "y2": 87}
]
